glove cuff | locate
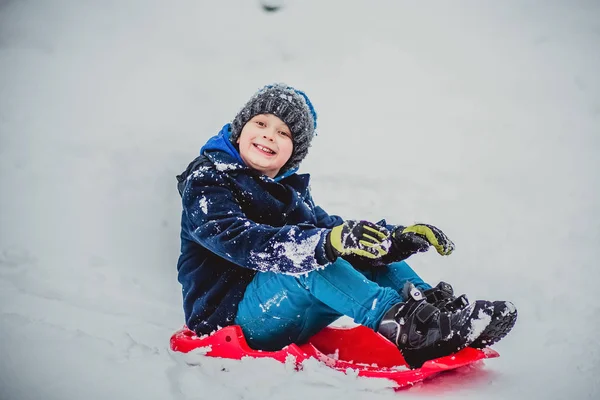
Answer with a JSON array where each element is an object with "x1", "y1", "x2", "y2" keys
[{"x1": 324, "y1": 231, "x2": 339, "y2": 262}]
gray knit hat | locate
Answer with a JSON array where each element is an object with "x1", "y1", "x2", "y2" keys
[{"x1": 230, "y1": 83, "x2": 318, "y2": 172}]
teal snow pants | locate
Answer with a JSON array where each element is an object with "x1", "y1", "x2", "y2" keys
[{"x1": 234, "y1": 259, "x2": 431, "y2": 350}]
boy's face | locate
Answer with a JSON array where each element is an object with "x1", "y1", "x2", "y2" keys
[{"x1": 237, "y1": 114, "x2": 293, "y2": 178}]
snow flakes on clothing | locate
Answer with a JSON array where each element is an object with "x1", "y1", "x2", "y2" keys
[
  {"x1": 250, "y1": 230, "x2": 327, "y2": 275},
  {"x1": 371, "y1": 299, "x2": 378, "y2": 310},
  {"x1": 214, "y1": 162, "x2": 239, "y2": 172},
  {"x1": 466, "y1": 308, "x2": 493, "y2": 342},
  {"x1": 273, "y1": 232, "x2": 324, "y2": 271},
  {"x1": 188, "y1": 166, "x2": 212, "y2": 180},
  {"x1": 279, "y1": 93, "x2": 294, "y2": 102},
  {"x1": 259, "y1": 291, "x2": 288, "y2": 313},
  {"x1": 199, "y1": 197, "x2": 209, "y2": 214}
]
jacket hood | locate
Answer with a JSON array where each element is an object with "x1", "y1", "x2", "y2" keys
[{"x1": 200, "y1": 124, "x2": 298, "y2": 182}]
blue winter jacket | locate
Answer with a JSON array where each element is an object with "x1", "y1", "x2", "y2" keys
[{"x1": 176, "y1": 124, "x2": 344, "y2": 335}]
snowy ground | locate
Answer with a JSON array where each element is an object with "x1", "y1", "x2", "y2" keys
[{"x1": 1, "y1": 0, "x2": 599, "y2": 399}]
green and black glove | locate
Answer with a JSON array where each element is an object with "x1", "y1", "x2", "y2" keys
[
  {"x1": 325, "y1": 220, "x2": 391, "y2": 261},
  {"x1": 388, "y1": 223, "x2": 455, "y2": 261}
]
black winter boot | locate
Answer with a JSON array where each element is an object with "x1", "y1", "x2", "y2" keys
[
  {"x1": 378, "y1": 283, "x2": 494, "y2": 369},
  {"x1": 423, "y1": 281, "x2": 518, "y2": 349}
]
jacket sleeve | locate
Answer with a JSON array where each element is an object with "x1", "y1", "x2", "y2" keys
[
  {"x1": 313, "y1": 206, "x2": 344, "y2": 229},
  {"x1": 181, "y1": 167, "x2": 332, "y2": 275}
]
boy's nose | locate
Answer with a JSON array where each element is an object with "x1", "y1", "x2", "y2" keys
[{"x1": 262, "y1": 133, "x2": 274, "y2": 141}]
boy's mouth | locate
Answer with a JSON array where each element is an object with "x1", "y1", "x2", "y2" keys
[{"x1": 253, "y1": 143, "x2": 276, "y2": 156}]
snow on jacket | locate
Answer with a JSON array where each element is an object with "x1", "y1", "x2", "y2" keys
[{"x1": 176, "y1": 124, "x2": 344, "y2": 335}]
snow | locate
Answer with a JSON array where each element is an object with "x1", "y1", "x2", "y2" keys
[
  {"x1": 466, "y1": 309, "x2": 493, "y2": 343},
  {"x1": 198, "y1": 197, "x2": 208, "y2": 214},
  {"x1": 259, "y1": 291, "x2": 288, "y2": 313},
  {"x1": 249, "y1": 228, "x2": 327, "y2": 274},
  {"x1": 271, "y1": 229, "x2": 323, "y2": 268},
  {"x1": 0, "y1": 0, "x2": 599, "y2": 399},
  {"x1": 214, "y1": 162, "x2": 239, "y2": 172}
]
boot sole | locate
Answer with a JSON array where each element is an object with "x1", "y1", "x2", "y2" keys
[{"x1": 470, "y1": 307, "x2": 517, "y2": 349}]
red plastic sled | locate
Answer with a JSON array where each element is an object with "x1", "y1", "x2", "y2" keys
[{"x1": 170, "y1": 325, "x2": 499, "y2": 390}]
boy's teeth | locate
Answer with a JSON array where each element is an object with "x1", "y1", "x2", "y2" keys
[{"x1": 256, "y1": 144, "x2": 274, "y2": 154}]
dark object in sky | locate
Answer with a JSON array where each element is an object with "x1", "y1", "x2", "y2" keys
[
  {"x1": 262, "y1": 5, "x2": 280, "y2": 12},
  {"x1": 261, "y1": 0, "x2": 282, "y2": 12}
]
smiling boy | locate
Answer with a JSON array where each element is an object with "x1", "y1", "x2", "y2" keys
[
  {"x1": 175, "y1": 83, "x2": 516, "y2": 368},
  {"x1": 236, "y1": 113, "x2": 293, "y2": 178}
]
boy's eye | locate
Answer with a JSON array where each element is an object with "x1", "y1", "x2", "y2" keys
[
  {"x1": 279, "y1": 130, "x2": 290, "y2": 137},
  {"x1": 256, "y1": 121, "x2": 266, "y2": 127}
]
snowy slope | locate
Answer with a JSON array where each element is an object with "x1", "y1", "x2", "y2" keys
[{"x1": 1, "y1": 0, "x2": 599, "y2": 399}]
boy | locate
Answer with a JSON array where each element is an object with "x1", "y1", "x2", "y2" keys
[{"x1": 176, "y1": 83, "x2": 517, "y2": 368}]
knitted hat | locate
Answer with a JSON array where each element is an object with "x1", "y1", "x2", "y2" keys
[{"x1": 230, "y1": 83, "x2": 318, "y2": 172}]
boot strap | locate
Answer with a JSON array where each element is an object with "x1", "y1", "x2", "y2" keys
[
  {"x1": 438, "y1": 312, "x2": 452, "y2": 339},
  {"x1": 426, "y1": 281, "x2": 454, "y2": 303},
  {"x1": 415, "y1": 303, "x2": 438, "y2": 324},
  {"x1": 452, "y1": 294, "x2": 469, "y2": 309}
]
